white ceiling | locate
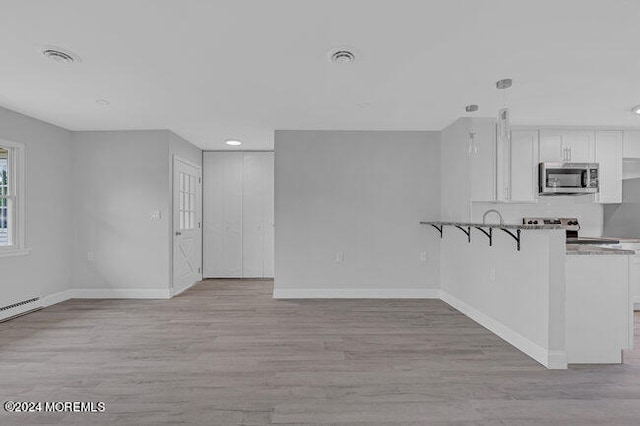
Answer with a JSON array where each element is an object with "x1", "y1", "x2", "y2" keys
[{"x1": 1, "y1": 0, "x2": 640, "y2": 150}]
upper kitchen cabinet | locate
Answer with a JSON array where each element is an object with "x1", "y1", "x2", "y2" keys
[
  {"x1": 539, "y1": 130, "x2": 595, "y2": 163},
  {"x1": 595, "y1": 131, "x2": 623, "y2": 204},
  {"x1": 623, "y1": 130, "x2": 640, "y2": 158},
  {"x1": 509, "y1": 130, "x2": 539, "y2": 202},
  {"x1": 469, "y1": 118, "x2": 497, "y2": 202}
]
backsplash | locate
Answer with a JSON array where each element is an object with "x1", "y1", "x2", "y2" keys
[{"x1": 472, "y1": 195, "x2": 604, "y2": 237}]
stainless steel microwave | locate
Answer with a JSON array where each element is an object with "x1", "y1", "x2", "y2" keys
[{"x1": 539, "y1": 162, "x2": 599, "y2": 195}]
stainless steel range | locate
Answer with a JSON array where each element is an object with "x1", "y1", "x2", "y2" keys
[{"x1": 522, "y1": 217, "x2": 619, "y2": 244}]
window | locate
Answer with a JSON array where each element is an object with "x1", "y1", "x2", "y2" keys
[
  {"x1": 0, "y1": 147, "x2": 8, "y2": 246},
  {"x1": 179, "y1": 171, "x2": 196, "y2": 230},
  {"x1": 0, "y1": 140, "x2": 27, "y2": 256}
]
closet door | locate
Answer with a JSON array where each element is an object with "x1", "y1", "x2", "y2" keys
[
  {"x1": 242, "y1": 152, "x2": 274, "y2": 278},
  {"x1": 263, "y1": 153, "x2": 274, "y2": 278},
  {"x1": 203, "y1": 152, "x2": 243, "y2": 278}
]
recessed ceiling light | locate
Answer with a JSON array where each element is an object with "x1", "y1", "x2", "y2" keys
[
  {"x1": 632, "y1": 105, "x2": 640, "y2": 115},
  {"x1": 329, "y1": 47, "x2": 356, "y2": 64},
  {"x1": 95, "y1": 99, "x2": 110, "y2": 106},
  {"x1": 38, "y1": 45, "x2": 81, "y2": 64},
  {"x1": 496, "y1": 78, "x2": 513, "y2": 90},
  {"x1": 465, "y1": 104, "x2": 479, "y2": 112},
  {"x1": 225, "y1": 140, "x2": 242, "y2": 146}
]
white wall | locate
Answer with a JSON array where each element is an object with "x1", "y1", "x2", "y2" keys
[
  {"x1": 439, "y1": 227, "x2": 567, "y2": 368},
  {"x1": 71, "y1": 130, "x2": 173, "y2": 293},
  {"x1": 0, "y1": 106, "x2": 73, "y2": 307},
  {"x1": 273, "y1": 130, "x2": 441, "y2": 297},
  {"x1": 441, "y1": 118, "x2": 472, "y2": 222}
]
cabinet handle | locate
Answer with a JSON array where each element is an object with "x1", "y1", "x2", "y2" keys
[{"x1": 568, "y1": 147, "x2": 572, "y2": 162}]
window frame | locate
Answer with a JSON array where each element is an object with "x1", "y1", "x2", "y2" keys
[{"x1": 0, "y1": 139, "x2": 28, "y2": 258}]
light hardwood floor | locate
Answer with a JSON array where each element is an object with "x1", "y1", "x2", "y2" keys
[{"x1": 1, "y1": 279, "x2": 640, "y2": 425}]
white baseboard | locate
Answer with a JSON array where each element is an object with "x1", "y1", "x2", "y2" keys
[
  {"x1": 42, "y1": 289, "x2": 75, "y2": 307},
  {"x1": 170, "y1": 279, "x2": 200, "y2": 297},
  {"x1": 440, "y1": 290, "x2": 567, "y2": 370},
  {"x1": 71, "y1": 288, "x2": 171, "y2": 299},
  {"x1": 273, "y1": 287, "x2": 440, "y2": 299}
]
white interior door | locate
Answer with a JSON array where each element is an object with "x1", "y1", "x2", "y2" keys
[
  {"x1": 203, "y1": 152, "x2": 243, "y2": 277},
  {"x1": 173, "y1": 157, "x2": 202, "y2": 293}
]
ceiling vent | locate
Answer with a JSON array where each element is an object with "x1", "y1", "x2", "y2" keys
[
  {"x1": 330, "y1": 49, "x2": 356, "y2": 64},
  {"x1": 39, "y1": 46, "x2": 81, "y2": 64}
]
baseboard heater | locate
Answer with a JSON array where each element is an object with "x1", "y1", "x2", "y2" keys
[{"x1": 0, "y1": 297, "x2": 43, "y2": 323}]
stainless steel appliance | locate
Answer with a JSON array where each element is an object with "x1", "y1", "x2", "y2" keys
[
  {"x1": 522, "y1": 217, "x2": 619, "y2": 244},
  {"x1": 539, "y1": 163, "x2": 599, "y2": 195}
]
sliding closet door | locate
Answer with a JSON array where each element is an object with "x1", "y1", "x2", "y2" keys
[
  {"x1": 242, "y1": 152, "x2": 274, "y2": 278},
  {"x1": 203, "y1": 152, "x2": 243, "y2": 278}
]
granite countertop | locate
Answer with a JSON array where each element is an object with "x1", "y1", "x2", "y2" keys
[
  {"x1": 419, "y1": 221, "x2": 563, "y2": 230},
  {"x1": 601, "y1": 237, "x2": 640, "y2": 243},
  {"x1": 565, "y1": 244, "x2": 635, "y2": 256}
]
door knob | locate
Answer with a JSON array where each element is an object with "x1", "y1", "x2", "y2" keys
[{"x1": 175, "y1": 231, "x2": 182, "y2": 236}]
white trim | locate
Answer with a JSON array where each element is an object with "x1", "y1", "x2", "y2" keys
[
  {"x1": 170, "y1": 279, "x2": 199, "y2": 297},
  {"x1": 439, "y1": 290, "x2": 567, "y2": 369},
  {"x1": 71, "y1": 288, "x2": 171, "y2": 299},
  {"x1": 0, "y1": 138, "x2": 26, "y2": 252},
  {"x1": 0, "y1": 248, "x2": 31, "y2": 258},
  {"x1": 547, "y1": 351, "x2": 569, "y2": 370},
  {"x1": 42, "y1": 289, "x2": 74, "y2": 307},
  {"x1": 273, "y1": 287, "x2": 441, "y2": 299}
]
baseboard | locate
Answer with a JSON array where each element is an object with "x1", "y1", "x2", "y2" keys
[
  {"x1": 547, "y1": 350, "x2": 568, "y2": 370},
  {"x1": 170, "y1": 279, "x2": 200, "y2": 297},
  {"x1": 439, "y1": 290, "x2": 567, "y2": 369},
  {"x1": 42, "y1": 289, "x2": 75, "y2": 307},
  {"x1": 273, "y1": 287, "x2": 440, "y2": 299},
  {"x1": 70, "y1": 288, "x2": 171, "y2": 299}
]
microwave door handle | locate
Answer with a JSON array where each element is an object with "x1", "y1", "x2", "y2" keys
[{"x1": 582, "y1": 170, "x2": 588, "y2": 187}]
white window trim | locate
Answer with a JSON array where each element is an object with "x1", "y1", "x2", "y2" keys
[{"x1": 0, "y1": 138, "x2": 29, "y2": 258}]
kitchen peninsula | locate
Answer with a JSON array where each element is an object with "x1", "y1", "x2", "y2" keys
[{"x1": 421, "y1": 221, "x2": 634, "y2": 369}]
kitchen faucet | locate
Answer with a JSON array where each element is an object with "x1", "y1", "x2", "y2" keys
[{"x1": 482, "y1": 209, "x2": 504, "y2": 226}]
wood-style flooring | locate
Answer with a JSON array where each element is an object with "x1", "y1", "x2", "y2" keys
[{"x1": 1, "y1": 279, "x2": 639, "y2": 425}]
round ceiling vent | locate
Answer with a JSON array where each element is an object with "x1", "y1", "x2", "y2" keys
[
  {"x1": 38, "y1": 45, "x2": 81, "y2": 64},
  {"x1": 329, "y1": 48, "x2": 356, "y2": 64},
  {"x1": 465, "y1": 104, "x2": 479, "y2": 112},
  {"x1": 496, "y1": 78, "x2": 513, "y2": 90}
]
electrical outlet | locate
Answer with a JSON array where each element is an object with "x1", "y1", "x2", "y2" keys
[
  {"x1": 87, "y1": 251, "x2": 95, "y2": 262},
  {"x1": 336, "y1": 251, "x2": 344, "y2": 264},
  {"x1": 419, "y1": 251, "x2": 428, "y2": 263},
  {"x1": 150, "y1": 210, "x2": 162, "y2": 221},
  {"x1": 489, "y1": 267, "x2": 496, "y2": 282}
]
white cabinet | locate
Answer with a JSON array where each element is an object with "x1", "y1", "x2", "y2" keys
[
  {"x1": 469, "y1": 118, "x2": 497, "y2": 202},
  {"x1": 509, "y1": 130, "x2": 539, "y2": 202},
  {"x1": 203, "y1": 152, "x2": 274, "y2": 278},
  {"x1": 539, "y1": 130, "x2": 595, "y2": 163},
  {"x1": 623, "y1": 130, "x2": 640, "y2": 158},
  {"x1": 595, "y1": 131, "x2": 623, "y2": 204}
]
